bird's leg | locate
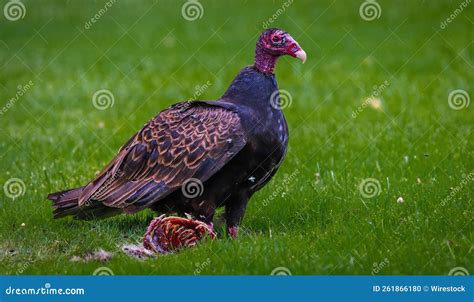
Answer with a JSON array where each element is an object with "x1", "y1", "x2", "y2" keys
[
  {"x1": 224, "y1": 192, "x2": 250, "y2": 239},
  {"x1": 227, "y1": 225, "x2": 239, "y2": 239}
]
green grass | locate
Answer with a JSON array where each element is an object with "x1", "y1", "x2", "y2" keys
[{"x1": 0, "y1": 0, "x2": 472, "y2": 275}]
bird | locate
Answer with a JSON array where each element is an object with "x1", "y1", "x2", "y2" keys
[{"x1": 48, "y1": 28, "x2": 306, "y2": 239}]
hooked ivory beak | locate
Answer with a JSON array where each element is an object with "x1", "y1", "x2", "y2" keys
[{"x1": 294, "y1": 49, "x2": 307, "y2": 63}]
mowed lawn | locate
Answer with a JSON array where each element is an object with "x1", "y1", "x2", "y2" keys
[{"x1": 0, "y1": 0, "x2": 472, "y2": 275}]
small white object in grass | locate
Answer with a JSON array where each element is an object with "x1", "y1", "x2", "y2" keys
[
  {"x1": 397, "y1": 196, "x2": 404, "y2": 203},
  {"x1": 314, "y1": 172, "x2": 321, "y2": 184},
  {"x1": 369, "y1": 97, "x2": 382, "y2": 110},
  {"x1": 21, "y1": 223, "x2": 25, "y2": 227},
  {"x1": 70, "y1": 256, "x2": 82, "y2": 262}
]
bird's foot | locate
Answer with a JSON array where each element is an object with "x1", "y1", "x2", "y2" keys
[
  {"x1": 227, "y1": 226, "x2": 239, "y2": 239},
  {"x1": 142, "y1": 215, "x2": 216, "y2": 254}
]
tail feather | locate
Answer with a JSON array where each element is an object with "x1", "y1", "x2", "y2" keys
[
  {"x1": 48, "y1": 187, "x2": 84, "y2": 218},
  {"x1": 48, "y1": 187, "x2": 122, "y2": 220}
]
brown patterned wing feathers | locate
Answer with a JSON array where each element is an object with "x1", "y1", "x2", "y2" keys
[{"x1": 78, "y1": 102, "x2": 246, "y2": 212}]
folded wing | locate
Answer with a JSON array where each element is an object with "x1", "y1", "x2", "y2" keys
[{"x1": 78, "y1": 101, "x2": 246, "y2": 213}]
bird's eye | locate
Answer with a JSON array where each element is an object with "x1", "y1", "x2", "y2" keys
[{"x1": 271, "y1": 35, "x2": 285, "y2": 46}]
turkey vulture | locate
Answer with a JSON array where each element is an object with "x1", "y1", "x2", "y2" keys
[{"x1": 48, "y1": 28, "x2": 306, "y2": 238}]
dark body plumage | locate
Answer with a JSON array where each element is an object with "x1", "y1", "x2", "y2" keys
[
  {"x1": 49, "y1": 67, "x2": 287, "y2": 228},
  {"x1": 48, "y1": 28, "x2": 305, "y2": 235}
]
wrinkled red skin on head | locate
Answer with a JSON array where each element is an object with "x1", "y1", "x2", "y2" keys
[{"x1": 254, "y1": 29, "x2": 302, "y2": 74}]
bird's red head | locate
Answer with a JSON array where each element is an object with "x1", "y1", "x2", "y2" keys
[{"x1": 255, "y1": 28, "x2": 307, "y2": 74}]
